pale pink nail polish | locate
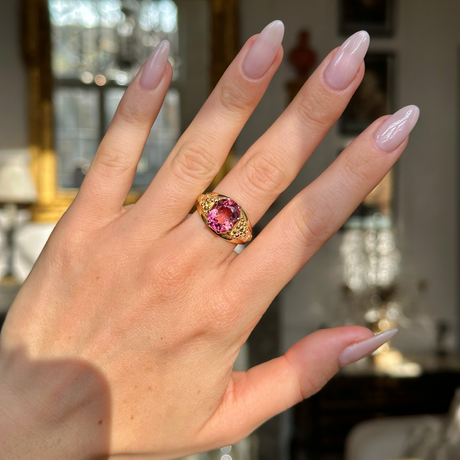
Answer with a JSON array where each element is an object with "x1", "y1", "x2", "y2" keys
[
  {"x1": 374, "y1": 105, "x2": 420, "y2": 153},
  {"x1": 242, "y1": 20, "x2": 285, "y2": 80},
  {"x1": 140, "y1": 40, "x2": 170, "y2": 90},
  {"x1": 338, "y1": 329, "x2": 398, "y2": 367},
  {"x1": 324, "y1": 31, "x2": 370, "y2": 91}
]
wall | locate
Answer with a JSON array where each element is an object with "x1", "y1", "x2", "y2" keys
[
  {"x1": 238, "y1": 0, "x2": 460, "y2": 354},
  {"x1": 0, "y1": 1, "x2": 28, "y2": 150},
  {"x1": 177, "y1": 0, "x2": 210, "y2": 131}
]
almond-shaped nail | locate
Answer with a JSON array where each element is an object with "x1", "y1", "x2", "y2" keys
[
  {"x1": 339, "y1": 329, "x2": 398, "y2": 367},
  {"x1": 324, "y1": 30, "x2": 370, "y2": 91},
  {"x1": 374, "y1": 105, "x2": 420, "y2": 153},
  {"x1": 140, "y1": 40, "x2": 170, "y2": 90},
  {"x1": 242, "y1": 20, "x2": 285, "y2": 80}
]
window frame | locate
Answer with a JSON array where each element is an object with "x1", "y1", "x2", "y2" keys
[{"x1": 22, "y1": 0, "x2": 239, "y2": 222}]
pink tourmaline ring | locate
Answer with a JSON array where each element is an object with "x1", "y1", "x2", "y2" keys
[{"x1": 196, "y1": 193, "x2": 253, "y2": 245}]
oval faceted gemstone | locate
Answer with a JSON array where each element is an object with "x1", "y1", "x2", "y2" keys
[{"x1": 207, "y1": 199, "x2": 240, "y2": 233}]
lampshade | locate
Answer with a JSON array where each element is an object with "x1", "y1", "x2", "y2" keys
[{"x1": 0, "y1": 150, "x2": 38, "y2": 204}]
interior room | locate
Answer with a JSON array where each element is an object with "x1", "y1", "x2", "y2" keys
[{"x1": 0, "y1": 1, "x2": 459, "y2": 459}]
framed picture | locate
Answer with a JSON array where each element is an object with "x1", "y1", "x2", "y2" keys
[
  {"x1": 339, "y1": 52, "x2": 396, "y2": 135},
  {"x1": 339, "y1": 0, "x2": 395, "y2": 37}
]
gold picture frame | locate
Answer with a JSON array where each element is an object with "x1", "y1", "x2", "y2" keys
[{"x1": 21, "y1": 0, "x2": 239, "y2": 222}]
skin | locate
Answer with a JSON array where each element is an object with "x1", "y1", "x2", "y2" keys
[{"x1": 0, "y1": 34, "x2": 411, "y2": 459}]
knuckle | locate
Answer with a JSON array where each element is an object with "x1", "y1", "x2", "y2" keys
[
  {"x1": 295, "y1": 92, "x2": 332, "y2": 129},
  {"x1": 341, "y1": 153, "x2": 374, "y2": 188},
  {"x1": 242, "y1": 151, "x2": 288, "y2": 197},
  {"x1": 146, "y1": 248, "x2": 198, "y2": 300},
  {"x1": 94, "y1": 144, "x2": 133, "y2": 178},
  {"x1": 203, "y1": 285, "x2": 241, "y2": 334},
  {"x1": 283, "y1": 352, "x2": 330, "y2": 401},
  {"x1": 46, "y1": 225, "x2": 88, "y2": 271},
  {"x1": 173, "y1": 143, "x2": 219, "y2": 182},
  {"x1": 52, "y1": 239, "x2": 76, "y2": 269},
  {"x1": 149, "y1": 258, "x2": 186, "y2": 293},
  {"x1": 302, "y1": 364, "x2": 330, "y2": 397},
  {"x1": 115, "y1": 98, "x2": 146, "y2": 128},
  {"x1": 292, "y1": 198, "x2": 334, "y2": 247},
  {"x1": 218, "y1": 83, "x2": 252, "y2": 117}
]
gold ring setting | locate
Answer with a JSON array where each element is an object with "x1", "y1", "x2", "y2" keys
[{"x1": 197, "y1": 193, "x2": 253, "y2": 245}]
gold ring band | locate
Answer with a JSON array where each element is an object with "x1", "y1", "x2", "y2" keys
[{"x1": 197, "y1": 193, "x2": 253, "y2": 245}]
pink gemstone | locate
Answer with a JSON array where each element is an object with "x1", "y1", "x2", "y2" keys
[{"x1": 207, "y1": 199, "x2": 240, "y2": 233}]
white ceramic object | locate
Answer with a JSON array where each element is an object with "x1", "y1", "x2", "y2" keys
[
  {"x1": 13, "y1": 221, "x2": 55, "y2": 283},
  {"x1": 0, "y1": 150, "x2": 37, "y2": 203}
]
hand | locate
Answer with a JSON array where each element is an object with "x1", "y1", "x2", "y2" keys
[{"x1": 0, "y1": 22, "x2": 418, "y2": 460}]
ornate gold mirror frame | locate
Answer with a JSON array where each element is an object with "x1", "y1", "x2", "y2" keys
[{"x1": 21, "y1": 0, "x2": 239, "y2": 222}]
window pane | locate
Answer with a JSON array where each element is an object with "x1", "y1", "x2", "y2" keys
[
  {"x1": 49, "y1": 0, "x2": 180, "y2": 83},
  {"x1": 54, "y1": 87, "x2": 100, "y2": 188},
  {"x1": 104, "y1": 88, "x2": 180, "y2": 188},
  {"x1": 49, "y1": 0, "x2": 181, "y2": 190}
]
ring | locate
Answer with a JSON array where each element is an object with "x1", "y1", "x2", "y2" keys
[{"x1": 197, "y1": 193, "x2": 253, "y2": 245}]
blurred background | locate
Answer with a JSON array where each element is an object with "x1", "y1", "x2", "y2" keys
[{"x1": 0, "y1": 1, "x2": 459, "y2": 459}]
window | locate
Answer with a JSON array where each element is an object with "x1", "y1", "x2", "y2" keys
[{"x1": 49, "y1": 0, "x2": 181, "y2": 189}]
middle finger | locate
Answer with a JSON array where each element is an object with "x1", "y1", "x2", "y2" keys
[{"x1": 186, "y1": 31, "x2": 369, "y2": 248}]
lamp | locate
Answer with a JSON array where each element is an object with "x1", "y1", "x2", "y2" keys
[{"x1": 0, "y1": 150, "x2": 37, "y2": 283}]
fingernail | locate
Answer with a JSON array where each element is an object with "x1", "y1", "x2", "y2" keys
[
  {"x1": 324, "y1": 30, "x2": 370, "y2": 91},
  {"x1": 374, "y1": 105, "x2": 420, "y2": 153},
  {"x1": 338, "y1": 329, "x2": 398, "y2": 367},
  {"x1": 140, "y1": 40, "x2": 170, "y2": 90},
  {"x1": 242, "y1": 20, "x2": 285, "y2": 80}
]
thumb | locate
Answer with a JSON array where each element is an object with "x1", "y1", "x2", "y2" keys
[{"x1": 201, "y1": 326, "x2": 397, "y2": 446}]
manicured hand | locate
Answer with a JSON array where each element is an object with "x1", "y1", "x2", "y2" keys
[{"x1": 0, "y1": 21, "x2": 418, "y2": 460}]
